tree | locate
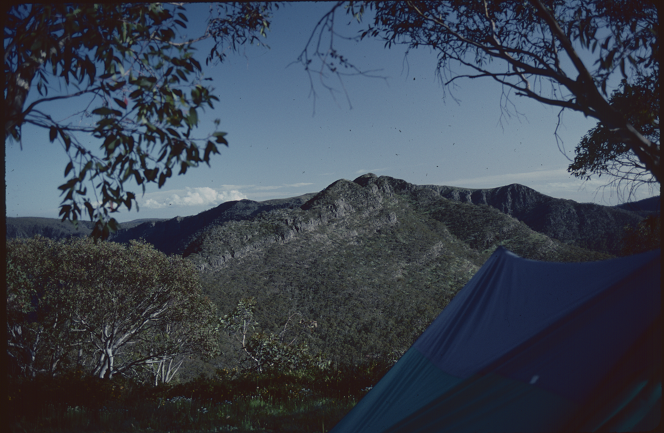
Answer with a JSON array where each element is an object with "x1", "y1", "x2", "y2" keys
[
  {"x1": 569, "y1": 74, "x2": 659, "y2": 200},
  {"x1": 221, "y1": 298, "x2": 324, "y2": 373},
  {"x1": 220, "y1": 297, "x2": 263, "y2": 371},
  {"x1": 4, "y1": 3, "x2": 273, "y2": 238},
  {"x1": 621, "y1": 215, "x2": 661, "y2": 255},
  {"x1": 6, "y1": 237, "x2": 221, "y2": 383},
  {"x1": 299, "y1": 0, "x2": 661, "y2": 186}
]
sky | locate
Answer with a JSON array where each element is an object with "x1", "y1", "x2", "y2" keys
[{"x1": 5, "y1": 2, "x2": 659, "y2": 223}]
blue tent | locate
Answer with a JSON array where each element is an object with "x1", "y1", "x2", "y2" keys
[{"x1": 332, "y1": 247, "x2": 661, "y2": 432}]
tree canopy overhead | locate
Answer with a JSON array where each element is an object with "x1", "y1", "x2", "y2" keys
[
  {"x1": 4, "y1": 3, "x2": 273, "y2": 238},
  {"x1": 569, "y1": 75, "x2": 659, "y2": 199},
  {"x1": 299, "y1": 0, "x2": 661, "y2": 189}
]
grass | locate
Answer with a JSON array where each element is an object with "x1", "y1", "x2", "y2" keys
[
  {"x1": 7, "y1": 368, "x2": 375, "y2": 433},
  {"x1": 9, "y1": 395, "x2": 356, "y2": 433}
]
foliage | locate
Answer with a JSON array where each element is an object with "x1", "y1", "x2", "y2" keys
[
  {"x1": 569, "y1": 74, "x2": 659, "y2": 199},
  {"x1": 221, "y1": 297, "x2": 328, "y2": 374},
  {"x1": 300, "y1": 0, "x2": 661, "y2": 185},
  {"x1": 220, "y1": 297, "x2": 262, "y2": 370},
  {"x1": 621, "y1": 215, "x2": 661, "y2": 255},
  {"x1": 4, "y1": 3, "x2": 273, "y2": 238},
  {"x1": 6, "y1": 363, "x2": 386, "y2": 433},
  {"x1": 6, "y1": 236, "x2": 220, "y2": 383}
]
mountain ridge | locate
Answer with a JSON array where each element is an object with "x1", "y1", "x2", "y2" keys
[
  {"x1": 7, "y1": 176, "x2": 649, "y2": 256},
  {"x1": 181, "y1": 173, "x2": 613, "y2": 370},
  {"x1": 417, "y1": 182, "x2": 645, "y2": 254}
]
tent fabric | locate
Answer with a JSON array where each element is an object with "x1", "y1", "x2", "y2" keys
[{"x1": 331, "y1": 247, "x2": 661, "y2": 433}]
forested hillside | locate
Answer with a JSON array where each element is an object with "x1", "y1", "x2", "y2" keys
[
  {"x1": 9, "y1": 174, "x2": 652, "y2": 380},
  {"x1": 178, "y1": 174, "x2": 611, "y2": 376},
  {"x1": 417, "y1": 183, "x2": 645, "y2": 255}
]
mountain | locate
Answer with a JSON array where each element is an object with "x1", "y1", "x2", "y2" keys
[
  {"x1": 6, "y1": 179, "x2": 646, "y2": 257},
  {"x1": 6, "y1": 195, "x2": 315, "y2": 247},
  {"x1": 415, "y1": 183, "x2": 645, "y2": 255},
  {"x1": 109, "y1": 193, "x2": 317, "y2": 255},
  {"x1": 615, "y1": 195, "x2": 661, "y2": 217},
  {"x1": 5, "y1": 216, "x2": 167, "y2": 240},
  {"x1": 178, "y1": 174, "x2": 613, "y2": 370}
]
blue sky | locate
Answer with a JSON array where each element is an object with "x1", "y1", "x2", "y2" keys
[{"x1": 5, "y1": 2, "x2": 659, "y2": 223}]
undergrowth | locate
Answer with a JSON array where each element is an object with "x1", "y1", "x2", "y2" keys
[{"x1": 7, "y1": 361, "x2": 390, "y2": 433}]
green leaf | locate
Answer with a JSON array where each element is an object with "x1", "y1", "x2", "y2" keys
[
  {"x1": 133, "y1": 171, "x2": 144, "y2": 185},
  {"x1": 58, "y1": 178, "x2": 78, "y2": 191},
  {"x1": 64, "y1": 161, "x2": 74, "y2": 176},
  {"x1": 114, "y1": 98, "x2": 127, "y2": 109},
  {"x1": 84, "y1": 201, "x2": 94, "y2": 219},
  {"x1": 92, "y1": 107, "x2": 117, "y2": 116},
  {"x1": 204, "y1": 140, "x2": 218, "y2": 163},
  {"x1": 186, "y1": 108, "x2": 198, "y2": 127},
  {"x1": 108, "y1": 218, "x2": 119, "y2": 232},
  {"x1": 212, "y1": 131, "x2": 228, "y2": 146}
]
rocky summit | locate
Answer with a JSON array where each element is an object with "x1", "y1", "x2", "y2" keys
[{"x1": 169, "y1": 174, "x2": 624, "y2": 369}]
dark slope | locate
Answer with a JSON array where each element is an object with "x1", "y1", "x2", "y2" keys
[{"x1": 615, "y1": 195, "x2": 661, "y2": 217}]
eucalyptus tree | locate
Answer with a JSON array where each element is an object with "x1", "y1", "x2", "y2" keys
[
  {"x1": 6, "y1": 237, "x2": 220, "y2": 383},
  {"x1": 220, "y1": 298, "x2": 324, "y2": 373},
  {"x1": 299, "y1": 0, "x2": 661, "y2": 188},
  {"x1": 4, "y1": 3, "x2": 274, "y2": 238},
  {"x1": 569, "y1": 74, "x2": 659, "y2": 199}
]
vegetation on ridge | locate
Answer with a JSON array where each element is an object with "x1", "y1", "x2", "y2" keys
[{"x1": 183, "y1": 175, "x2": 611, "y2": 375}]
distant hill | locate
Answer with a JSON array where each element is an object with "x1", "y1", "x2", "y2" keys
[
  {"x1": 6, "y1": 181, "x2": 647, "y2": 257},
  {"x1": 6, "y1": 217, "x2": 96, "y2": 240},
  {"x1": 415, "y1": 183, "x2": 645, "y2": 255},
  {"x1": 6, "y1": 217, "x2": 167, "y2": 240},
  {"x1": 109, "y1": 193, "x2": 317, "y2": 255},
  {"x1": 615, "y1": 195, "x2": 661, "y2": 217}
]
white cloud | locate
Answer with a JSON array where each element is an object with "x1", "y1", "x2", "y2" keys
[
  {"x1": 250, "y1": 183, "x2": 314, "y2": 191},
  {"x1": 253, "y1": 185, "x2": 283, "y2": 191},
  {"x1": 140, "y1": 187, "x2": 248, "y2": 209}
]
